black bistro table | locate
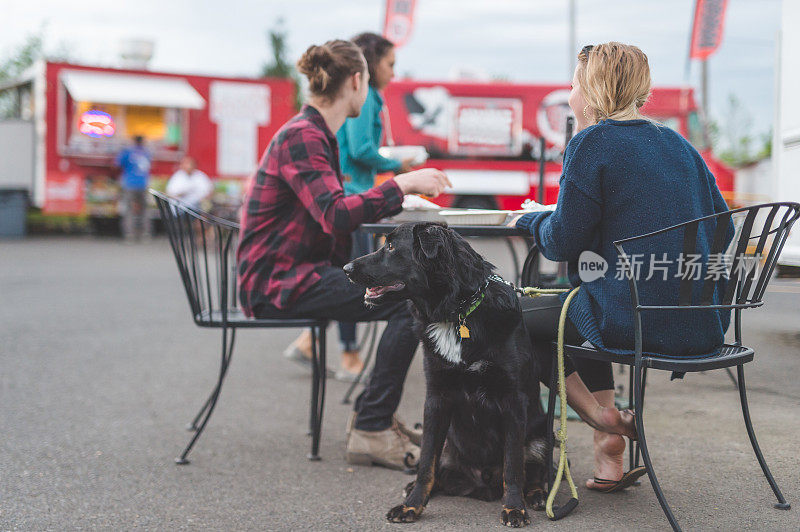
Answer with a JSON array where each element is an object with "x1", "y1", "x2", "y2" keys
[{"x1": 361, "y1": 222, "x2": 528, "y2": 238}]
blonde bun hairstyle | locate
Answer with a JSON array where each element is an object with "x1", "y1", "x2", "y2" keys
[
  {"x1": 296, "y1": 40, "x2": 366, "y2": 100},
  {"x1": 577, "y1": 42, "x2": 651, "y2": 123}
]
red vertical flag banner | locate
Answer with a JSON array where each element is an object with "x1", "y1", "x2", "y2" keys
[
  {"x1": 690, "y1": 0, "x2": 730, "y2": 59},
  {"x1": 383, "y1": 0, "x2": 417, "y2": 48}
]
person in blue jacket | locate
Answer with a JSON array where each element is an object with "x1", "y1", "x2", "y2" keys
[
  {"x1": 511, "y1": 42, "x2": 732, "y2": 493},
  {"x1": 282, "y1": 33, "x2": 412, "y2": 381},
  {"x1": 116, "y1": 135, "x2": 152, "y2": 241}
]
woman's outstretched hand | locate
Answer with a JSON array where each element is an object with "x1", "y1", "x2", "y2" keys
[{"x1": 394, "y1": 168, "x2": 452, "y2": 198}]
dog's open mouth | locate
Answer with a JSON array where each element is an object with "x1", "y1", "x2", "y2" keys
[{"x1": 364, "y1": 282, "x2": 406, "y2": 303}]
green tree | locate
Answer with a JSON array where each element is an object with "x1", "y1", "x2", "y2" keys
[
  {"x1": 0, "y1": 33, "x2": 43, "y2": 82},
  {"x1": 0, "y1": 30, "x2": 72, "y2": 119},
  {"x1": 260, "y1": 18, "x2": 301, "y2": 109},
  {"x1": 261, "y1": 18, "x2": 292, "y2": 78},
  {"x1": 709, "y1": 94, "x2": 770, "y2": 167},
  {"x1": 0, "y1": 33, "x2": 44, "y2": 119}
]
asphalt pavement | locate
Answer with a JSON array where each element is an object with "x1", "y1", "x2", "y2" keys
[{"x1": 1, "y1": 236, "x2": 798, "y2": 531}]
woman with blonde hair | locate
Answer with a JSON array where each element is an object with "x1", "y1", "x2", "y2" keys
[{"x1": 512, "y1": 42, "x2": 732, "y2": 492}]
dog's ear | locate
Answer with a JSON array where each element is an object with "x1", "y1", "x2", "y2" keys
[{"x1": 413, "y1": 223, "x2": 449, "y2": 260}]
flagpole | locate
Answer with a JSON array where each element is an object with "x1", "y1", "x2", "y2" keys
[
  {"x1": 568, "y1": 0, "x2": 576, "y2": 77},
  {"x1": 702, "y1": 57, "x2": 711, "y2": 147},
  {"x1": 684, "y1": 0, "x2": 695, "y2": 81}
]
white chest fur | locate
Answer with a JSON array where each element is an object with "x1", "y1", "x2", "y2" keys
[{"x1": 425, "y1": 322, "x2": 462, "y2": 364}]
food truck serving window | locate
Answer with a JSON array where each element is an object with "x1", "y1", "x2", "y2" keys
[
  {"x1": 67, "y1": 101, "x2": 183, "y2": 153},
  {"x1": 58, "y1": 70, "x2": 205, "y2": 159}
]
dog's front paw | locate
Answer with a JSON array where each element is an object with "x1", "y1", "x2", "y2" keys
[
  {"x1": 525, "y1": 487, "x2": 546, "y2": 511},
  {"x1": 501, "y1": 507, "x2": 530, "y2": 528},
  {"x1": 387, "y1": 504, "x2": 423, "y2": 523}
]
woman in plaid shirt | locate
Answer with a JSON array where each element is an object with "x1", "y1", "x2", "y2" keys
[{"x1": 237, "y1": 39, "x2": 450, "y2": 470}]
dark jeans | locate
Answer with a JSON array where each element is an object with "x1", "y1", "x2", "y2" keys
[
  {"x1": 338, "y1": 230, "x2": 373, "y2": 351},
  {"x1": 521, "y1": 294, "x2": 613, "y2": 393},
  {"x1": 253, "y1": 266, "x2": 419, "y2": 432}
]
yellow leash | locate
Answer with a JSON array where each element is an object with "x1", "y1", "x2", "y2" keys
[{"x1": 521, "y1": 285, "x2": 581, "y2": 520}]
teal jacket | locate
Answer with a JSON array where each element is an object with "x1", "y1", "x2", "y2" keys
[{"x1": 337, "y1": 86, "x2": 402, "y2": 195}]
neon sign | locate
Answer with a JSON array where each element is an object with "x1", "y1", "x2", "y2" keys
[{"x1": 79, "y1": 110, "x2": 116, "y2": 138}]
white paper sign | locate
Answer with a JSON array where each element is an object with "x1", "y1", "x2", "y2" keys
[{"x1": 210, "y1": 81, "x2": 270, "y2": 176}]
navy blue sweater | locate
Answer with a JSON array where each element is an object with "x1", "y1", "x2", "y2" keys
[{"x1": 517, "y1": 119, "x2": 732, "y2": 356}]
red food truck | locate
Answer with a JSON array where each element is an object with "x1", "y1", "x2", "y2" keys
[
  {"x1": 382, "y1": 80, "x2": 735, "y2": 210},
  {"x1": 0, "y1": 61, "x2": 295, "y2": 230}
]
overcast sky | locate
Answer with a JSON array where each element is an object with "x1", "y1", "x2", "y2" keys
[{"x1": 2, "y1": 0, "x2": 782, "y2": 138}]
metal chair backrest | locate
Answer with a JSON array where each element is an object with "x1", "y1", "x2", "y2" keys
[
  {"x1": 611, "y1": 202, "x2": 799, "y2": 356},
  {"x1": 150, "y1": 190, "x2": 241, "y2": 326},
  {"x1": 613, "y1": 202, "x2": 800, "y2": 314}
]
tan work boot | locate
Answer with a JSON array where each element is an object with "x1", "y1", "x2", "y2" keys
[
  {"x1": 393, "y1": 415, "x2": 423, "y2": 447},
  {"x1": 345, "y1": 413, "x2": 422, "y2": 447},
  {"x1": 346, "y1": 418, "x2": 420, "y2": 472}
]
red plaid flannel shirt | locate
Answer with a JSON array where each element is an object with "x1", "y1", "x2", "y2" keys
[{"x1": 237, "y1": 105, "x2": 403, "y2": 314}]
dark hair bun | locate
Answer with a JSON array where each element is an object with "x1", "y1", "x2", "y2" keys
[
  {"x1": 296, "y1": 40, "x2": 365, "y2": 100},
  {"x1": 297, "y1": 45, "x2": 334, "y2": 93}
]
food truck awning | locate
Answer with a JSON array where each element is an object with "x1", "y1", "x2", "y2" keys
[{"x1": 60, "y1": 70, "x2": 206, "y2": 109}]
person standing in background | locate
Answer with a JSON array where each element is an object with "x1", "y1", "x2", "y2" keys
[
  {"x1": 283, "y1": 33, "x2": 413, "y2": 382},
  {"x1": 116, "y1": 135, "x2": 152, "y2": 241},
  {"x1": 166, "y1": 156, "x2": 214, "y2": 210}
]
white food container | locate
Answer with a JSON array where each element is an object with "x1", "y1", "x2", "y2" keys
[
  {"x1": 378, "y1": 145, "x2": 429, "y2": 167},
  {"x1": 439, "y1": 209, "x2": 512, "y2": 225}
]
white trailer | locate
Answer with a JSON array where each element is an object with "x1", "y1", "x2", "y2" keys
[{"x1": 774, "y1": 0, "x2": 800, "y2": 266}]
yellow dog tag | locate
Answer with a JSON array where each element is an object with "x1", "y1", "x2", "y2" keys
[{"x1": 459, "y1": 324, "x2": 470, "y2": 339}]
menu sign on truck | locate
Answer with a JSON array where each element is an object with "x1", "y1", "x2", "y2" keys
[{"x1": 449, "y1": 97, "x2": 523, "y2": 157}]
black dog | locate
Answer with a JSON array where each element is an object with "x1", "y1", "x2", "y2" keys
[{"x1": 343, "y1": 223, "x2": 548, "y2": 528}]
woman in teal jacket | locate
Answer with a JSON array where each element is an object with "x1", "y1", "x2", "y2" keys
[
  {"x1": 338, "y1": 34, "x2": 409, "y2": 195},
  {"x1": 333, "y1": 32, "x2": 411, "y2": 380}
]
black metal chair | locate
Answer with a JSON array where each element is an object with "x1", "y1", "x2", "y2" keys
[
  {"x1": 539, "y1": 202, "x2": 799, "y2": 531},
  {"x1": 150, "y1": 190, "x2": 330, "y2": 464}
]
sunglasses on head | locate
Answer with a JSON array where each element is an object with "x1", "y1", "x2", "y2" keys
[{"x1": 581, "y1": 44, "x2": 594, "y2": 56}]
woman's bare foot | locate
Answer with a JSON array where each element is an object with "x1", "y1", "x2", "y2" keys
[
  {"x1": 585, "y1": 430, "x2": 625, "y2": 488},
  {"x1": 340, "y1": 350, "x2": 364, "y2": 374},
  {"x1": 588, "y1": 406, "x2": 637, "y2": 440},
  {"x1": 563, "y1": 375, "x2": 636, "y2": 439}
]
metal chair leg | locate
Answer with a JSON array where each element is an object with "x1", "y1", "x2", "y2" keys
[
  {"x1": 634, "y1": 362, "x2": 681, "y2": 531},
  {"x1": 634, "y1": 366, "x2": 647, "y2": 469},
  {"x1": 186, "y1": 341, "x2": 234, "y2": 431},
  {"x1": 724, "y1": 367, "x2": 738, "y2": 389},
  {"x1": 186, "y1": 393, "x2": 214, "y2": 431},
  {"x1": 308, "y1": 325, "x2": 327, "y2": 460},
  {"x1": 308, "y1": 327, "x2": 318, "y2": 438},
  {"x1": 175, "y1": 328, "x2": 236, "y2": 465},
  {"x1": 737, "y1": 365, "x2": 790, "y2": 510},
  {"x1": 628, "y1": 368, "x2": 634, "y2": 470}
]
